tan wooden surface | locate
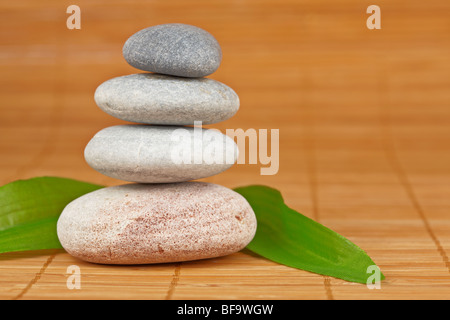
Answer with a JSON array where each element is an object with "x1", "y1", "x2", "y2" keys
[{"x1": 1, "y1": 0, "x2": 450, "y2": 300}]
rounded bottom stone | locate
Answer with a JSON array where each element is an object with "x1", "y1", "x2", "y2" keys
[{"x1": 57, "y1": 182, "x2": 257, "y2": 264}]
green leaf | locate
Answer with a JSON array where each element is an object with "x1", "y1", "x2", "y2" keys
[
  {"x1": 234, "y1": 185, "x2": 384, "y2": 284},
  {"x1": 0, "y1": 217, "x2": 62, "y2": 252},
  {"x1": 0, "y1": 176, "x2": 103, "y2": 254},
  {"x1": 0, "y1": 177, "x2": 383, "y2": 284}
]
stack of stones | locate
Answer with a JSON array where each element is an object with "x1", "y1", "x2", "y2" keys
[{"x1": 57, "y1": 24, "x2": 257, "y2": 265}]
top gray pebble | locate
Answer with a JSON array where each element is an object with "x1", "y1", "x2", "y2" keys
[{"x1": 123, "y1": 23, "x2": 222, "y2": 78}]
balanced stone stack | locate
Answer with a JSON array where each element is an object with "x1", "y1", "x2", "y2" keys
[{"x1": 57, "y1": 24, "x2": 257, "y2": 265}]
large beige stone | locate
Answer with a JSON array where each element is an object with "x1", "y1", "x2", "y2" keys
[{"x1": 57, "y1": 182, "x2": 257, "y2": 265}]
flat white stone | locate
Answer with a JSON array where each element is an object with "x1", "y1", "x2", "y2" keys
[
  {"x1": 84, "y1": 125, "x2": 238, "y2": 183},
  {"x1": 94, "y1": 73, "x2": 239, "y2": 125}
]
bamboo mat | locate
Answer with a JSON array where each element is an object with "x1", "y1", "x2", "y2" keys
[{"x1": 1, "y1": 0, "x2": 449, "y2": 300}]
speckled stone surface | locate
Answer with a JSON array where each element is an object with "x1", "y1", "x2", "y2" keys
[
  {"x1": 94, "y1": 73, "x2": 239, "y2": 125},
  {"x1": 84, "y1": 125, "x2": 238, "y2": 183},
  {"x1": 57, "y1": 182, "x2": 257, "y2": 265},
  {"x1": 123, "y1": 23, "x2": 222, "y2": 77}
]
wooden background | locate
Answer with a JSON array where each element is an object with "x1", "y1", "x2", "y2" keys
[{"x1": 1, "y1": 0, "x2": 449, "y2": 300}]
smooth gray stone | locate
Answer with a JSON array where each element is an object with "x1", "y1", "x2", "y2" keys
[
  {"x1": 84, "y1": 125, "x2": 238, "y2": 183},
  {"x1": 123, "y1": 23, "x2": 222, "y2": 77},
  {"x1": 94, "y1": 73, "x2": 239, "y2": 125},
  {"x1": 57, "y1": 182, "x2": 257, "y2": 265}
]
